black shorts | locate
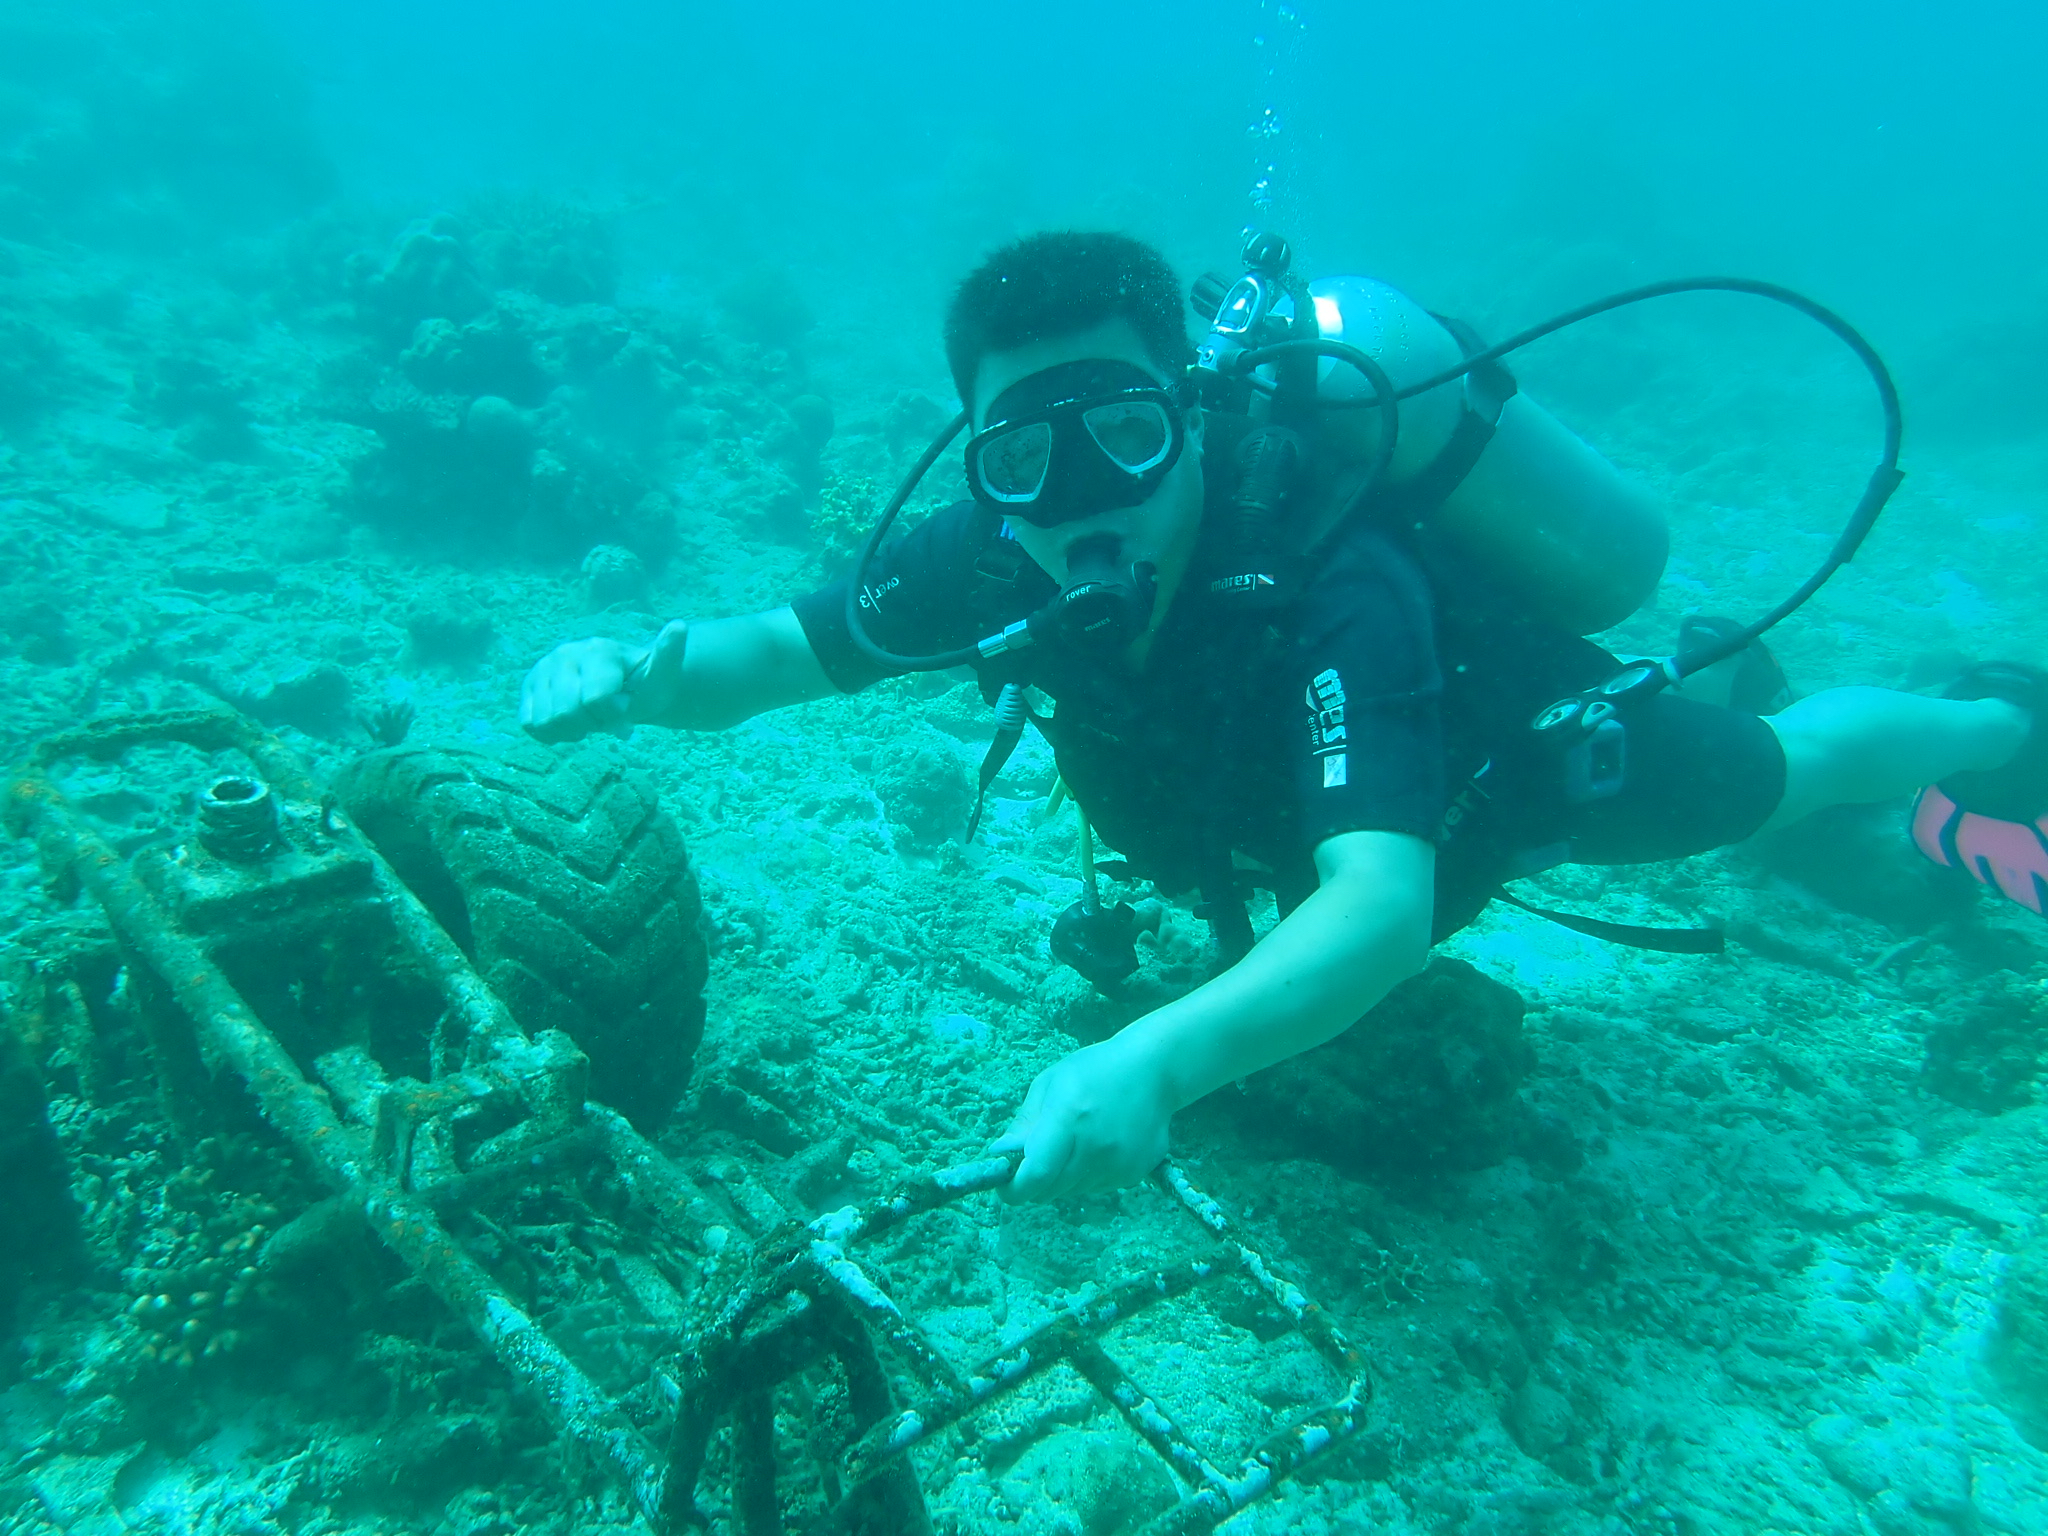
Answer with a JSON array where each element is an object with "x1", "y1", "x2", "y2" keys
[{"x1": 1432, "y1": 695, "x2": 1787, "y2": 939}]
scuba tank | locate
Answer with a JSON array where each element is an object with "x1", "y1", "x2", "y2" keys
[
  {"x1": 1195, "y1": 245, "x2": 1667, "y2": 634},
  {"x1": 1182, "y1": 233, "x2": 1902, "y2": 715}
]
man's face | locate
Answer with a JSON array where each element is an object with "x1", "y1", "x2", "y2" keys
[{"x1": 970, "y1": 318, "x2": 1204, "y2": 637}]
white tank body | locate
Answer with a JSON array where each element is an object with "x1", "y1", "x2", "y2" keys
[{"x1": 1254, "y1": 276, "x2": 1668, "y2": 634}]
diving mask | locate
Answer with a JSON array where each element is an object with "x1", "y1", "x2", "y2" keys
[{"x1": 966, "y1": 359, "x2": 1193, "y2": 528}]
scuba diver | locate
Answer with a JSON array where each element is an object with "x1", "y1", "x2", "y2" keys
[{"x1": 519, "y1": 231, "x2": 2046, "y2": 1205}]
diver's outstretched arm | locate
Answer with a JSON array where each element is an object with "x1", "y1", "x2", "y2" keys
[{"x1": 519, "y1": 607, "x2": 835, "y2": 743}]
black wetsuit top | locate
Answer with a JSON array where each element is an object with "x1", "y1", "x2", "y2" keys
[{"x1": 793, "y1": 428, "x2": 1635, "y2": 939}]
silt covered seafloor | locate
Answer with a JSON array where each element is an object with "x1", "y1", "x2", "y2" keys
[{"x1": 4, "y1": 8, "x2": 2048, "y2": 1534}]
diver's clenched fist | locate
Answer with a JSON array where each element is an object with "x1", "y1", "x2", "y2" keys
[{"x1": 519, "y1": 637, "x2": 646, "y2": 743}]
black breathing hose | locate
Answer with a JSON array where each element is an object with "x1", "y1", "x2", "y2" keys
[
  {"x1": 1226, "y1": 337, "x2": 1402, "y2": 533},
  {"x1": 844, "y1": 277, "x2": 1904, "y2": 686},
  {"x1": 844, "y1": 411, "x2": 973, "y2": 673},
  {"x1": 1302, "y1": 276, "x2": 1904, "y2": 681}
]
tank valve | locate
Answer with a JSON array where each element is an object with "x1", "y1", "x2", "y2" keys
[{"x1": 199, "y1": 776, "x2": 282, "y2": 862}]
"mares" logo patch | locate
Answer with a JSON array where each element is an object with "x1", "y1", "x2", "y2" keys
[{"x1": 1307, "y1": 668, "x2": 1348, "y2": 788}]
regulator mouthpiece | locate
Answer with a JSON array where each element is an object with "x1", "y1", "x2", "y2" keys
[{"x1": 1053, "y1": 536, "x2": 1157, "y2": 654}]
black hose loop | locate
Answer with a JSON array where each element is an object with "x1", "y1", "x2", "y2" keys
[
  {"x1": 1231, "y1": 339, "x2": 1401, "y2": 518},
  {"x1": 844, "y1": 277, "x2": 1905, "y2": 685},
  {"x1": 1279, "y1": 276, "x2": 1903, "y2": 680},
  {"x1": 845, "y1": 412, "x2": 975, "y2": 674}
]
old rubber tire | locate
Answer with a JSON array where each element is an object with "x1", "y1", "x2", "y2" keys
[{"x1": 335, "y1": 739, "x2": 707, "y2": 1129}]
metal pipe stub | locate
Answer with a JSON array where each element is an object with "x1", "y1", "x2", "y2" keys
[{"x1": 198, "y1": 775, "x2": 282, "y2": 861}]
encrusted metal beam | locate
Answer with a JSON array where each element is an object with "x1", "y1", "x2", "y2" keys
[
  {"x1": 686, "y1": 1149, "x2": 1378, "y2": 1536},
  {"x1": 7, "y1": 758, "x2": 669, "y2": 1528},
  {"x1": 841, "y1": 1257, "x2": 1220, "y2": 1485}
]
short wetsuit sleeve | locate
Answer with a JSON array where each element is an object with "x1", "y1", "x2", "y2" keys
[
  {"x1": 1289, "y1": 528, "x2": 1446, "y2": 848},
  {"x1": 790, "y1": 500, "x2": 1019, "y2": 693}
]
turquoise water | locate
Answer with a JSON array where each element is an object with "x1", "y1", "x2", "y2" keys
[{"x1": 2, "y1": 3, "x2": 2046, "y2": 1533}]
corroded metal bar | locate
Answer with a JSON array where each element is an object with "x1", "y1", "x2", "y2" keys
[
  {"x1": 841, "y1": 1258, "x2": 1221, "y2": 1485},
  {"x1": 417, "y1": 1129, "x2": 595, "y2": 1213},
  {"x1": 1067, "y1": 1339, "x2": 1231, "y2": 1496},
  {"x1": 822, "y1": 1303, "x2": 938, "y2": 1536},
  {"x1": 350, "y1": 843, "x2": 568, "y2": 1088},
  {"x1": 664, "y1": 1165, "x2": 1029, "y2": 1521},
  {"x1": 662, "y1": 1290, "x2": 824, "y2": 1528},
  {"x1": 583, "y1": 1102, "x2": 725, "y2": 1252},
  {"x1": 1138, "y1": 1163, "x2": 1375, "y2": 1536},
  {"x1": 808, "y1": 1155, "x2": 1020, "y2": 1250},
  {"x1": 804, "y1": 1240, "x2": 965, "y2": 1398},
  {"x1": 731, "y1": 1390, "x2": 780, "y2": 1536},
  {"x1": 1160, "y1": 1162, "x2": 1370, "y2": 1382},
  {"x1": 688, "y1": 1154, "x2": 1022, "y2": 1387},
  {"x1": 8, "y1": 770, "x2": 669, "y2": 1528},
  {"x1": 1135, "y1": 1393, "x2": 1371, "y2": 1536}
]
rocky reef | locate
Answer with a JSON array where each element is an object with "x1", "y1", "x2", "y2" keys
[
  {"x1": 321, "y1": 207, "x2": 838, "y2": 566},
  {"x1": 1223, "y1": 957, "x2": 1537, "y2": 1177}
]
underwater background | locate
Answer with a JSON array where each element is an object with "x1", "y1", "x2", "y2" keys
[{"x1": 3, "y1": 1, "x2": 2048, "y2": 1533}]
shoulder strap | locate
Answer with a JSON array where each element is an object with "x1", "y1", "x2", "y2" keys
[{"x1": 1373, "y1": 312, "x2": 1520, "y2": 526}]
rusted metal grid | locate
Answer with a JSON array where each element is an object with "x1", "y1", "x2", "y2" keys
[
  {"x1": 668, "y1": 1153, "x2": 1374, "y2": 1536},
  {"x1": 6, "y1": 709, "x2": 740, "y2": 1532},
  {"x1": 14, "y1": 708, "x2": 1376, "y2": 1535}
]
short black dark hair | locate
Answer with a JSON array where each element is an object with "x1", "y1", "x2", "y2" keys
[{"x1": 944, "y1": 231, "x2": 1191, "y2": 414}]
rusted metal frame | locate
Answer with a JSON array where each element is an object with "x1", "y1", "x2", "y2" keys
[
  {"x1": 1160, "y1": 1162, "x2": 1370, "y2": 1382},
  {"x1": 661, "y1": 1289, "x2": 825, "y2": 1528},
  {"x1": 416, "y1": 1127, "x2": 597, "y2": 1213},
  {"x1": 661, "y1": 1165, "x2": 1025, "y2": 1527},
  {"x1": 662, "y1": 1147, "x2": 1379, "y2": 1535},
  {"x1": 333, "y1": 809, "x2": 736, "y2": 1261},
  {"x1": 841, "y1": 1257, "x2": 1222, "y2": 1485},
  {"x1": 1134, "y1": 1393, "x2": 1373, "y2": 1536},
  {"x1": 836, "y1": 1158, "x2": 1376, "y2": 1534},
  {"x1": 25, "y1": 710, "x2": 321, "y2": 805},
  {"x1": 1125, "y1": 1163, "x2": 1374, "y2": 1536},
  {"x1": 657, "y1": 1241, "x2": 959, "y2": 1520},
  {"x1": 351, "y1": 846, "x2": 577, "y2": 1113},
  {"x1": 9, "y1": 774, "x2": 670, "y2": 1529},
  {"x1": 583, "y1": 1102, "x2": 727, "y2": 1253},
  {"x1": 663, "y1": 1285, "x2": 937, "y2": 1536},
  {"x1": 1065, "y1": 1339, "x2": 1235, "y2": 1497},
  {"x1": 685, "y1": 1158, "x2": 1025, "y2": 1402},
  {"x1": 801, "y1": 1242, "x2": 965, "y2": 1400},
  {"x1": 16, "y1": 708, "x2": 566, "y2": 1136},
  {"x1": 818, "y1": 1301, "x2": 938, "y2": 1536}
]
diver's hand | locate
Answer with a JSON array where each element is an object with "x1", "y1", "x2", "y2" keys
[
  {"x1": 519, "y1": 623, "x2": 688, "y2": 743},
  {"x1": 520, "y1": 637, "x2": 643, "y2": 742},
  {"x1": 992, "y1": 1035, "x2": 1173, "y2": 1203}
]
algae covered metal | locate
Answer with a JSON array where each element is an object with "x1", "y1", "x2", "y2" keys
[
  {"x1": 7, "y1": 708, "x2": 1381, "y2": 1535},
  {"x1": 662, "y1": 1151, "x2": 1373, "y2": 1534}
]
